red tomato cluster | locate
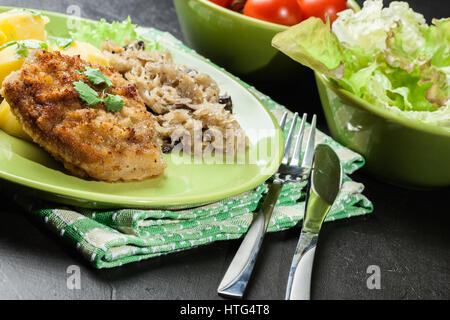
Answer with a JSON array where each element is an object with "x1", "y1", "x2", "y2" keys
[{"x1": 208, "y1": 0, "x2": 346, "y2": 26}]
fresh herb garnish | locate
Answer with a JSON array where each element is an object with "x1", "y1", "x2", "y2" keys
[
  {"x1": 82, "y1": 66, "x2": 113, "y2": 87},
  {"x1": 73, "y1": 67, "x2": 124, "y2": 112},
  {"x1": 0, "y1": 39, "x2": 48, "y2": 58},
  {"x1": 55, "y1": 38, "x2": 75, "y2": 49},
  {"x1": 22, "y1": 8, "x2": 44, "y2": 17},
  {"x1": 73, "y1": 81, "x2": 102, "y2": 106},
  {"x1": 103, "y1": 94, "x2": 125, "y2": 112}
]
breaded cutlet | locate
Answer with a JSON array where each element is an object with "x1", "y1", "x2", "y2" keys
[{"x1": 1, "y1": 49, "x2": 166, "y2": 182}]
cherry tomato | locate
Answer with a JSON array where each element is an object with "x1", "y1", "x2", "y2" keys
[
  {"x1": 297, "y1": 0, "x2": 347, "y2": 24},
  {"x1": 243, "y1": 0, "x2": 303, "y2": 26},
  {"x1": 209, "y1": 0, "x2": 232, "y2": 7}
]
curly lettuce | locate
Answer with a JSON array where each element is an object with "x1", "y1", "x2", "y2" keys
[
  {"x1": 69, "y1": 16, "x2": 162, "y2": 51},
  {"x1": 272, "y1": 0, "x2": 450, "y2": 127}
]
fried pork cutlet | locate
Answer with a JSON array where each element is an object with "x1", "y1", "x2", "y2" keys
[{"x1": 1, "y1": 49, "x2": 166, "y2": 182}]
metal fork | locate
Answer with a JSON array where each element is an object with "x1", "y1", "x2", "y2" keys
[{"x1": 217, "y1": 112, "x2": 317, "y2": 299}]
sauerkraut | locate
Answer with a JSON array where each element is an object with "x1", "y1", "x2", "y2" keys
[{"x1": 101, "y1": 40, "x2": 247, "y2": 155}]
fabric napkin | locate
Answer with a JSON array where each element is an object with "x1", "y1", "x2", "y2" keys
[{"x1": 12, "y1": 28, "x2": 373, "y2": 269}]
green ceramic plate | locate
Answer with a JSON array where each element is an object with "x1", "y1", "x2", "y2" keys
[{"x1": 0, "y1": 7, "x2": 284, "y2": 209}]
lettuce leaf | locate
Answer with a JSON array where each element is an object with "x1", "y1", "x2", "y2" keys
[
  {"x1": 272, "y1": 17, "x2": 345, "y2": 79},
  {"x1": 332, "y1": 0, "x2": 426, "y2": 54},
  {"x1": 420, "y1": 18, "x2": 450, "y2": 68},
  {"x1": 69, "y1": 16, "x2": 161, "y2": 51},
  {"x1": 272, "y1": 0, "x2": 449, "y2": 127}
]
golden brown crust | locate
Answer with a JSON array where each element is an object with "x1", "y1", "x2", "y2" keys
[{"x1": 2, "y1": 49, "x2": 166, "y2": 182}]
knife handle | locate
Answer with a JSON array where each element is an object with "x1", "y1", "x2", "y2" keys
[
  {"x1": 285, "y1": 231, "x2": 318, "y2": 300},
  {"x1": 217, "y1": 181, "x2": 283, "y2": 299}
]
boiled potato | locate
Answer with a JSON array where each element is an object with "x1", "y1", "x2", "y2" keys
[
  {"x1": 0, "y1": 10, "x2": 50, "y2": 85},
  {"x1": 0, "y1": 30, "x2": 6, "y2": 44},
  {"x1": 0, "y1": 10, "x2": 48, "y2": 141},
  {"x1": 0, "y1": 44, "x2": 26, "y2": 86},
  {"x1": 61, "y1": 41, "x2": 109, "y2": 66},
  {"x1": 0, "y1": 99, "x2": 31, "y2": 141},
  {"x1": 0, "y1": 9, "x2": 49, "y2": 44}
]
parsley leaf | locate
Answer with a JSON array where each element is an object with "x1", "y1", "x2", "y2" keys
[
  {"x1": 73, "y1": 81, "x2": 124, "y2": 112},
  {"x1": 24, "y1": 40, "x2": 48, "y2": 49},
  {"x1": 0, "y1": 41, "x2": 16, "y2": 50},
  {"x1": 74, "y1": 67, "x2": 122, "y2": 112},
  {"x1": 55, "y1": 38, "x2": 74, "y2": 49},
  {"x1": 0, "y1": 40, "x2": 48, "y2": 58},
  {"x1": 103, "y1": 94, "x2": 124, "y2": 112},
  {"x1": 22, "y1": 8, "x2": 44, "y2": 18},
  {"x1": 73, "y1": 81, "x2": 102, "y2": 106},
  {"x1": 15, "y1": 44, "x2": 29, "y2": 58},
  {"x1": 81, "y1": 66, "x2": 113, "y2": 87}
]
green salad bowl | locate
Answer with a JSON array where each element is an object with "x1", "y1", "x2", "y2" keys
[
  {"x1": 178, "y1": 0, "x2": 364, "y2": 85},
  {"x1": 315, "y1": 72, "x2": 450, "y2": 188},
  {"x1": 173, "y1": 0, "x2": 307, "y2": 83},
  {"x1": 173, "y1": 0, "x2": 359, "y2": 83}
]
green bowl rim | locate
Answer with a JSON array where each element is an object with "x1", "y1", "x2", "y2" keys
[{"x1": 316, "y1": 72, "x2": 450, "y2": 137}]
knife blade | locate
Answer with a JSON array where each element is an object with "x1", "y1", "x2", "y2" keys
[{"x1": 285, "y1": 144, "x2": 342, "y2": 300}]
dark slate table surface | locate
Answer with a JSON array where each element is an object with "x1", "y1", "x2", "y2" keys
[{"x1": 0, "y1": 0, "x2": 448, "y2": 300}]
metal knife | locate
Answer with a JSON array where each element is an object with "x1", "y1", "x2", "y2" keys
[{"x1": 285, "y1": 144, "x2": 342, "y2": 300}]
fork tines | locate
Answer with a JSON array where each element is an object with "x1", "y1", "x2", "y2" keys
[{"x1": 280, "y1": 112, "x2": 317, "y2": 170}]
